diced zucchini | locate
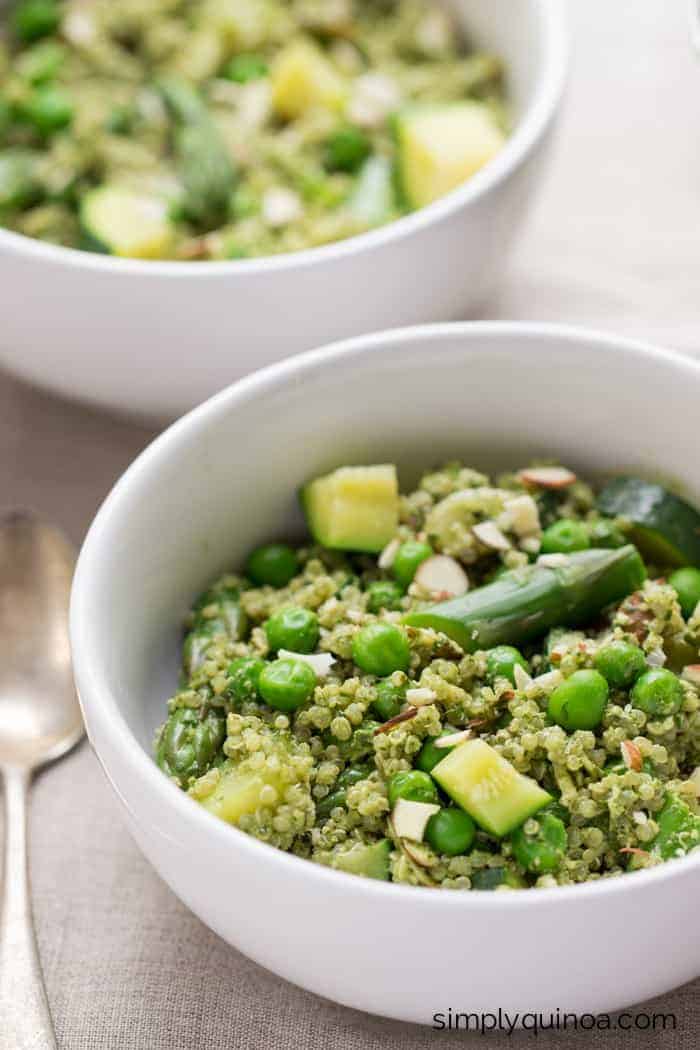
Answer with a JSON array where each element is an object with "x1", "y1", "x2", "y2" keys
[
  {"x1": 432, "y1": 739, "x2": 551, "y2": 837},
  {"x1": 271, "y1": 39, "x2": 346, "y2": 120},
  {"x1": 203, "y1": 0, "x2": 269, "y2": 51},
  {"x1": 301, "y1": 464, "x2": 399, "y2": 554},
  {"x1": 195, "y1": 760, "x2": 287, "y2": 824},
  {"x1": 349, "y1": 156, "x2": 395, "y2": 226},
  {"x1": 80, "y1": 186, "x2": 174, "y2": 259},
  {"x1": 395, "y1": 101, "x2": 506, "y2": 208},
  {"x1": 332, "y1": 839, "x2": 391, "y2": 880},
  {"x1": 597, "y1": 477, "x2": 700, "y2": 567}
]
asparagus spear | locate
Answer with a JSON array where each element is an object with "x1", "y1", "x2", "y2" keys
[
  {"x1": 403, "y1": 545, "x2": 646, "y2": 651},
  {"x1": 158, "y1": 76, "x2": 236, "y2": 232}
]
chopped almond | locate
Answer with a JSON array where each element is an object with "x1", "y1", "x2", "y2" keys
[
  {"x1": 682, "y1": 665, "x2": 700, "y2": 687},
  {"x1": 278, "y1": 650, "x2": 336, "y2": 678},
  {"x1": 472, "y1": 520, "x2": 511, "y2": 551},
  {"x1": 519, "y1": 466, "x2": 577, "y2": 489},
  {"x1": 405, "y1": 687, "x2": 437, "y2": 707},
  {"x1": 391, "y1": 798, "x2": 440, "y2": 841},
  {"x1": 434, "y1": 729, "x2": 472, "y2": 749},
  {"x1": 513, "y1": 663, "x2": 533, "y2": 690},
  {"x1": 505, "y1": 494, "x2": 541, "y2": 537},
  {"x1": 620, "y1": 740, "x2": 643, "y2": 773},
  {"x1": 373, "y1": 706, "x2": 418, "y2": 735},
  {"x1": 378, "y1": 537, "x2": 400, "y2": 570},
  {"x1": 413, "y1": 555, "x2": 469, "y2": 597}
]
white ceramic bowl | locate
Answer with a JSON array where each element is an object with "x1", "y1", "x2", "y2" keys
[
  {"x1": 71, "y1": 323, "x2": 700, "y2": 1024},
  {"x1": 0, "y1": 1, "x2": 567, "y2": 420}
]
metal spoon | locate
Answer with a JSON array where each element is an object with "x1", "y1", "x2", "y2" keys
[{"x1": 0, "y1": 511, "x2": 83, "y2": 1050}]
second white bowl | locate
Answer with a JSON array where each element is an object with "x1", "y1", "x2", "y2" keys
[{"x1": 0, "y1": 0, "x2": 567, "y2": 419}]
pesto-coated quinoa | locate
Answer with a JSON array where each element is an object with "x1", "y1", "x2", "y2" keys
[
  {"x1": 0, "y1": 0, "x2": 507, "y2": 259},
  {"x1": 155, "y1": 463, "x2": 700, "y2": 890}
]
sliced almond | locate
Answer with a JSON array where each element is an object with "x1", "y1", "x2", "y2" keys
[
  {"x1": 472, "y1": 521, "x2": 511, "y2": 552},
  {"x1": 278, "y1": 650, "x2": 335, "y2": 678},
  {"x1": 645, "y1": 649, "x2": 666, "y2": 668},
  {"x1": 413, "y1": 555, "x2": 469, "y2": 597},
  {"x1": 505, "y1": 494, "x2": 541, "y2": 537},
  {"x1": 532, "y1": 670, "x2": 564, "y2": 691},
  {"x1": 434, "y1": 729, "x2": 472, "y2": 749},
  {"x1": 520, "y1": 536, "x2": 541, "y2": 555},
  {"x1": 537, "y1": 553, "x2": 570, "y2": 569},
  {"x1": 519, "y1": 466, "x2": 577, "y2": 489},
  {"x1": 378, "y1": 537, "x2": 400, "y2": 570},
  {"x1": 373, "y1": 706, "x2": 418, "y2": 735},
  {"x1": 405, "y1": 687, "x2": 437, "y2": 707},
  {"x1": 620, "y1": 846, "x2": 650, "y2": 858},
  {"x1": 681, "y1": 665, "x2": 700, "y2": 687},
  {"x1": 392, "y1": 799, "x2": 440, "y2": 842},
  {"x1": 620, "y1": 740, "x2": 643, "y2": 772},
  {"x1": 513, "y1": 663, "x2": 533, "y2": 691},
  {"x1": 402, "y1": 841, "x2": 438, "y2": 869}
]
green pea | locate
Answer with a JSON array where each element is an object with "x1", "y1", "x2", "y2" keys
[
  {"x1": 594, "y1": 640, "x2": 646, "y2": 689},
  {"x1": 156, "y1": 706, "x2": 225, "y2": 787},
  {"x1": 425, "y1": 807, "x2": 476, "y2": 856},
  {"x1": 371, "y1": 679, "x2": 404, "y2": 722},
  {"x1": 105, "y1": 104, "x2": 135, "y2": 135},
  {"x1": 265, "y1": 607, "x2": 319, "y2": 654},
  {"x1": 366, "y1": 580, "x2": 403, "y2": 614},
  {"x1": 470, "y1": 866, "x2": 525, "y2": 891},
  {"x1": 316, "y1": 766, "x2": 368, "y2": 818},
  {"x1": 541, "y1": 519, "x2": 590, "y2": 555},
  {"x1": 223, "y1": 53, "x2": 269, "y2": 83},
  {"x1": 415, "y1": 737, "x2": 453, "y2": 773},
  {"x1": 669, "y1": 567, "x2": 700, "y2": 619},
  {"x1": 388, "y1": 769, "x2": 438, "y2": 807},
  {"x1": 630, "y1": 668, "x2": 684, "y2": 718},
  {"x1": 226, "y1": 656, "x2": 265, "y2": 704},
  {"x1": 324, "y1": 126, "x2": 371, "y2": 173},
  {"x1": 392, "y1": 541, "x2": 433, "y2": 588},
  {"x1": 0, "y1": 150, "x2": 40, "y2": 210},
  {"x1": 12, "y1": 0, "x2": 60, "y2": 42},
  {"x1": 547, "y1": 669, "x2": 609, "y2": 731},
  {"x1": 352, "y1": 623, "x2": 410, "y2": 677},
  {"x1": 246, "y1": 543, "x2": 298, "y2": 587},
  {"x1": 589, "y1": 519, "x2": 626, "y2": 549},
  {"x1": 19, "y1": 84, "x2": 73, "y2": 135},
  {"x1": 510, "y1": 812, "x2": 567, "y2": 874},
  {"x1": 258, "y1": 658, "x2": 316, "y2": 712},
  {"x1": 16, "y1": 39, "x2": 65, "y2": 83},
  {"x1": 486, "y1": 645, "x2": 529, "y2": 686}
]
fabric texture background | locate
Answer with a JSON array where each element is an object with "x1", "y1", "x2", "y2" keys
[{"x1": 1, "y1": 1, "x2": 698, "y2": 1045}]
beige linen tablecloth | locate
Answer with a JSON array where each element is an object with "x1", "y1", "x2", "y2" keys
[{"x1": 1, "y1": 1, "x2": 699, "y2": 1046}]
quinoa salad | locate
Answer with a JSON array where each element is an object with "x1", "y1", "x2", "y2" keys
[
  {"x1": 155, "y1": 463, "x2": 700, "y2": 890},
  {"x1": 0, "y1": 0, "x2": 507, "y2": 259}
]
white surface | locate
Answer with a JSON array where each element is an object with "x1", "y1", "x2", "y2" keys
[
  {"x1": 70, "y1": 323, "x2": 700, "y2": 1027},
  {"x1": 483, "y1": 0, "x2": 700, "y2": 356},
  {"x1": 0, "y1": 0, "x2": 566, "y2": 419}
]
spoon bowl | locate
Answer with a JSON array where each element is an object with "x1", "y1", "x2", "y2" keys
[{"x1": 0, "y1": 511, "x2": 82, "y2": 771}]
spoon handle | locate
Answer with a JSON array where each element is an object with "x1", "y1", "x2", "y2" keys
[{"x1": 0, "y1": 768, "x2": 57, "y2": 1050}]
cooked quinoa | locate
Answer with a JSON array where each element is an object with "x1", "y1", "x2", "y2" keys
[
  {"x1": 0, "y1": 0, "x2": 506, "y2": 259},
  {"x1": 155, "y1": 463, "x2": 700, "y2": 890}
]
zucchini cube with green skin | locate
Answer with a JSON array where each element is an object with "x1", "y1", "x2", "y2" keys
[
  {"x1": 271, "y1": 39, "x2": 346, "y2": 120},
  {"x1": 432, "y1": 739, "x2": 551, "y2": 838},
  {"x1": 301, "y1": 464, "x2": 399, "y2": 553},
  {"x1": 395, "y1": 102, "x2": 506, "y2": 209},
  {"x1": 195, "y1": 760, "x2": 287, "y2": 824},
  {"x1": 331, "y1": 839, "x2": 391, "y2": 881},
  {"x1": 80, "y1": 186, "x2": 174, "y2": 259}
]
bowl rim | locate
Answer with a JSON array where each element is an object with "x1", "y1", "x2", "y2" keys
[
  {"x1": 0, "y1": 0, "x2": 568, "y2": 278},
  {"x1": 71, "y1": 321, "x2": 700, "y2": 909}
]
